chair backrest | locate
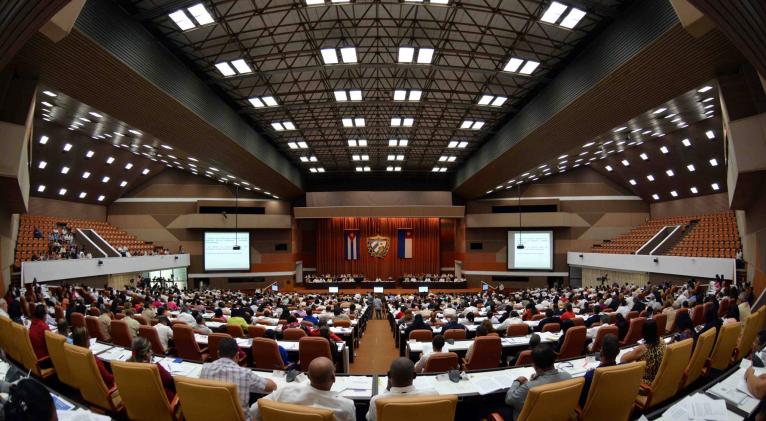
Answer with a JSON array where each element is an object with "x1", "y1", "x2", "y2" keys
[
  {"x1": 258, "y1": 399, "x2": 334, "y2": 421},
  {"x1": 590, "y1": 326, "x2": 618, "y2": 353},
  {"x1": 515, "y1": 350, "x2": 533, "y2": 367},
  {"x1": 531, "y1": 314, "x2": 545, "y2": 321},
  {"x1": 443, "y1": 329, "x2": 466, "y2": 340},
  {"x1": 44, "y1": 331, "x2": 77, "y2": 388},
  {"x1": 703, "y1": 302, "x2": 714, "y2": 321},
  {"x1": 139, "y1": 325, "x2": 167, "y2": 355},
  {"x1": 64, "y1": 342, "x2": 116, "y2": 411},
  {"x1": 208, "y1": 333, "x2": 233, "y2": 361},
  {"x1": 464, "y1": 336, "x2": 502, "y2": 370},
  {"x1": 516, "y1": 377, "x2": 585, "y2": 421},
  {"x1": 580, "y1": 362, "x2": 645, "y2": 421},
  {"x1": 13, "y1": 323, "x2": 46, "y2": 377},
  {"x1": 133, "y1": 315, "x2": 149, "y2": 326},
  {"x1": 226, "y1": 324, "x2": 245, "y2": 338},
  {"x1": 620, "y1": 317, "x2": 645, "y2": 346},
  {"x1": 423, "y1": 352, "x2": 459, "y2": 373},
  {"x1": 173, "y1": 324, "x2": 206, "y2": 362},
  {"x1": 557, "y1": 326, "x2": 586, "y2": 360},
  {"x1": 376, "y1": 394, "x2": 457, "y2": 421},
  {"x1": 0, "y1": 317, "x2": 17, "y2": 362},
  {"x1": 54, "y1": 305, "x2": 65, "y2": 321},
  {"x1": 737, "y1": 312, "x2": 762, "y2": 361},
  {"x1": 111, "y1": 319, "x2": 133, "y2": 347},
  {"x1": 409, "y1": 329, "x2": 433, "y2": 342},
  {"x1": 283, "y1": 328, "x2": 307, "y2": 340},
  {"x1": 86, "y1": 316, "x2": 107, "y2": 341},
  {"x1": 88, "y1": 307, "x2": 101, "y2": 316},
  {"x1": 644, "y1": 338, "x2": 693, "y2": 409},
  {"x1": 252, "y1": 338, "x2": 286, "y2": 370},
  {"x1": 668, "y1": 308, "x2": 688, "y2": 334},
  {"x1": 542, "y1": 323, "x2": 560, "y2": 333},
  {"x1": 718, "y1": 298, "x2": 730, "y2": 317},
  {"x1": 111, "y1": 361, "x2": 174, "y2": 421},
  {"x1": 333, "y1": 320, "x2": 351, "y2": 328},
  {"x1": 708, "y1": 321, "x2": 741, "y2": 370},
  {"x1": 299, "y1": 337, "x2": 333, "y2": 371},
  {"x1": 652, "y1": 314, "x2": 667, "y2": 337},
  {"x1": 71, "y1": 312, "x2": 86, "y2": 328},
  {"x1": 506, "y1": 324, "x2": 529, "y2": 337},
  {"x1": 626, "y1": 311, "x2": 639, "y2": 321},
  {"x1": 682, "y1": 327, "x2": 716, "y2": 389},
  {"x1": 248, "y1": 325, "x2": 267, "y2": 338},
  {"x1": 691, "y1": 304, "x2": 704, "y2": 326},
  {"x1": 174, "y1": 376, "x2": 246, "y2": 421}
]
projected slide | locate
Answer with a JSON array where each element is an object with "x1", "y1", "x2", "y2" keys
[
  {"x1": 507, "y1": 231, "x2": 553, "y2": 270},
  {"x1": 204, "y1": 232, "x2": 250, "y2": 271}
]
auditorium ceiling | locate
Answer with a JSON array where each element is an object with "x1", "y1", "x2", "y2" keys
[
  {"x1": 31, "y1": 88, "x2": 281, "y2": 204},
  {"x1": 483, "y1": 84, "x2": 728, "y2": 202},
  {"x1": 113, "y1": 0, "x2": 628, "y2": 177}
]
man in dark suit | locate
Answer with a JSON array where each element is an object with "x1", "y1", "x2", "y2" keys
[{"x1": 535, "y1": 309, "x2": 561, "y2": 332}]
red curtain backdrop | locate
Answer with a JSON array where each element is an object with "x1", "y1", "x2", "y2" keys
[{"x1": 315, "y1": 218, "x2": 440, "y2": 279}]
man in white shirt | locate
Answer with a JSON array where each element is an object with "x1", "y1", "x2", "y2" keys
[
  {"x1": 250, "y1": 357, "x2": 355, "y2": 421},
  {"x1": 154, "y1": 316, "x2": 173, "y2": 353},
  {"x1": 367, "y1": 357, "x2": 437, "y2": 421}
]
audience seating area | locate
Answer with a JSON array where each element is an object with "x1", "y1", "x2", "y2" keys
[
  {"x1": 669, "y1": 212, "x2": 741, "y2": 258},
  {"x1": 15, "y1": 215, "x2": 154, "y2": 266},
  {"x1": 591, "y1": 212, "x2": 740, "y2": 258}
]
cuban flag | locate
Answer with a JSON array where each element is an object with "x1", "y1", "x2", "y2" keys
[
  {"x1": 397, "y1": 228, "x2": 413, "y2": 259},
  {"x1": 344, "y1": 230, "x2": 360, "y2": 260}
]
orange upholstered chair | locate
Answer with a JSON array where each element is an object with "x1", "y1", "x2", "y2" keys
[
  {"x1": 423, "y1": 352, "x2": 459, "y2": 373},
  {"x1": 252, "y1": 338, "x2": 286, "y2": 370},
  {"x1": 86, "y1": 315, "x2": 109, "y2": 342},
  {"x1": 557, "y1": 326, "x2": 586, "y2": 360},
  {"x1": 173, "y1": 324, "x2": 208, "y2": 362},
  {"x1": 409, "y1": 329, "x2": 433, "y2": 342},
  {"x1": 463, "y1": 336, "x2": 502, "y2": 370},
  {"x1": 691, "y1": 305, "x2": 704, "y2": 326},
  {"x1": 226, "y1": 325, "x2": 245, "y2": 338},
  {"x1": 506, "y1": 324, "x2": 529, "y2": 337},
  {"x1": 443, "y1": 329, "x2": 466, "y2": 341},
  {"x1": 133, "y1": 315, "x2": 149, "y2": 326},
  {"x1": 298, "y1": 337, "x2": 332, "y2": 372},
  {"x1": 283, "y1": 328, "x2": 307, "y2": 341},
  {"x1": 542, "y1": 323, "x2": 560, "y2": 333},
  {"x1": 71, "y1": 312, "x2": 86, "y2": 329},
  {"x1": 208, "y1": 333, "x2": 233, "y2": 361},
  {"x1": 668, "y1": 308, "x2": 688, "y2": 334},
  {"x1": 515, "y1": 350, "x2": 533, "y2": 366},
  {"x1": 626, "y1": 311, "x2": 639, "y2": 322},
  {"x1": 247, "y1": 325, "x2": 267, "y2": 338},
  {"x1": 620, "y1": 317, "x2": 645, "y2": 346},
  {"x1": 139, "y1": 325, "x2": 167, "y2": 355},
  {"x1": 111, "y1": 319, "x2": 133, "y2": 347},
  {"x1": 88, "y1": 307, "x2": 101, "y2": 316},
  {"x1": 590, "y1": 326, "x2": 618, "y2": 353}
]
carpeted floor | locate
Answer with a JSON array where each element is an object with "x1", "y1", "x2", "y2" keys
[{"x1": 348, "y1": 319, "x2": 400, "y2": 374}]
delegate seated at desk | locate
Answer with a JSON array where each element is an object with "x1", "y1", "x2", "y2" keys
[
  {"x1": 251, "y1": 357, "x2": 355, "y2": 421},
  {"x1": 503, "y1": 343, "x2": 571, "y2": 420},
  {"x1": 367, "y1": 357, "x2": 437, "y2": 421}
]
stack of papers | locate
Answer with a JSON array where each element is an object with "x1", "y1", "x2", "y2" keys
[
  {"x1": 98, "y1": 348, "x2": 132, "y2": 361},
  {"x1": 469, "y1": 371, "x2": 517, "y2": 395},
  {"x1": 503, "y1": 337, "x2": 530, "y2": 346},
  {"x1": 235, "y1": 338, "x2": 252, "y2": 347},
  {"x1": 194, "y1": 334, "x2": 209, "y2": 345},
  {"x1": 56, "y1": 409, "x2": 111, "y2": 421},
  {"x1": 331, "y1": 376, "x2": 373, "y2": 398},
  {"x1": 90, "y1": 342, "x2": 113, "y2": 355},
  {"x1": 662, "y1": 393, "x2": 729, "y2": 421}
]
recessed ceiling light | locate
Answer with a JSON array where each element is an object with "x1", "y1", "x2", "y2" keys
[
  {"x1": 582, "y1": 142, "x2": 595, "y2": 148},
  {"x1": 659, "y1": 146, "x2": 669, "y2": 154},
  {"x1": 613, "y1": 126, "x2": 627, "y2": 132},
  {"x1": 39, "y1": 135, "x2": 49, "y2": 144},
  {"x1": 63, "y1": 143, "x2": 72, "y2": 151},
  {"x1": 629, "y1": 179, "x2": 637, "y2": 185},
  {"x1": 621, "y1": 159, "x2": 630, "y2": 166},
  {"x1": 503, "y1": 57, "x2": 540, "y2": 74},
  {"x1": 60, "y1": 166, "x2": 70, "y2": 174},
  {"x1": 646, "y1": 174, "x2": 655, "y2": 181},
  {"x1": 640, "y1": 153, "x2": 648, "y2": 160},
  {"x1": 97, "y1": 195, "x2": 105, "y2": 202},
  {"x1": 42, "y1": 90, "x2": 57, "y2": 97},
  {"x1": 690, "y1": 187, "x2": 698, "y2": 194},
  {"x1": 605, "y1": 165, "x2": 613, "y2": 172},
  {"x1": 125, "y1": 163, "x2": 133, "y2": 170},
  {"x1": 686, "y1": 164, "x2": 696, "y2": 172},
  {"x1": 85, "y1": 150, "x2": 95, "y2": 158},
  {"x1": 681, "y1": 138, "x2": 691, "y2": 147},
  {"x1": 142, "y1": 169, "x2": 150, "y2": 175},
  {"x1": 705, "y1": 130, "x2": 715, "y2": 139},
  {"x1": 128, "y1": 129, "x2": 141, "y2": 136},
  {"x1": 670, "y1": 190, "x2": 678, "y2": 197},
  {"x1": 37, "y1": 185, "x2": 46, "y2": 192},
  {"x1": 82, "y1": 171, "x2": 90, "y2": 179},
  {"x1": 698, "y1": 85, "x2": 713, "y2": 93},
  {"x1": 106, "y1": 156, "x2": 115, "y2": 165},
  {"x1": 102, "y1": 176, "x2": 110, "y2": 183},
  {"x1": 160, "y1": 144, "x2": 173, "y2": 150},
  {"x1": 652, "y1": 107, "x2": 667, "y2": 114},
  {"x1": 58, "y1": 188, "x2": 67, "y2": 196},
  {"x1": 666, "y1": 169, "x2": 675, "y2": 177},
  {"x1": 79, "y1": 192, "x2": 87, "y2": 199},
  {"x1": 709, "y1": 158, "x2": 718, "y2": 167},
  {"x1": 38, "y1": 161, "x2": 47, "y2": 169},
  {"x1": 652, "y1": 194, "x2": 659, "y2": 200},
  {"x1": 711, "y1": 183, "x2": 720, "y2": 191},
  {"x1": 120, "y1": 181, "x2": 128, "y2": 187}
]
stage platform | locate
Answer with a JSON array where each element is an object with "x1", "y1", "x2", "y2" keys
[{"x1": 293, "y1": 287, "x2": 482, "y2": 295}]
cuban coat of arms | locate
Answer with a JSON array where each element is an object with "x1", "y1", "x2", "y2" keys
[{"x1": 366, "y1": 235, "x2": 390, "y2": 258}]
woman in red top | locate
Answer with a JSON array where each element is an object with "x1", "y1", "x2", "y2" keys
[
  {"x1": 28, "y1": 304, "x2": 50, "y2": 359},
  {"x1": 559, "y1": 303, "x2": 577, "y2": 321},
  {"x1": 130, "y1": 336, "x2": 176, "y2": 401},
  {"x1": 72, "y1": 327, "x2": 114, "y2": 388}
]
